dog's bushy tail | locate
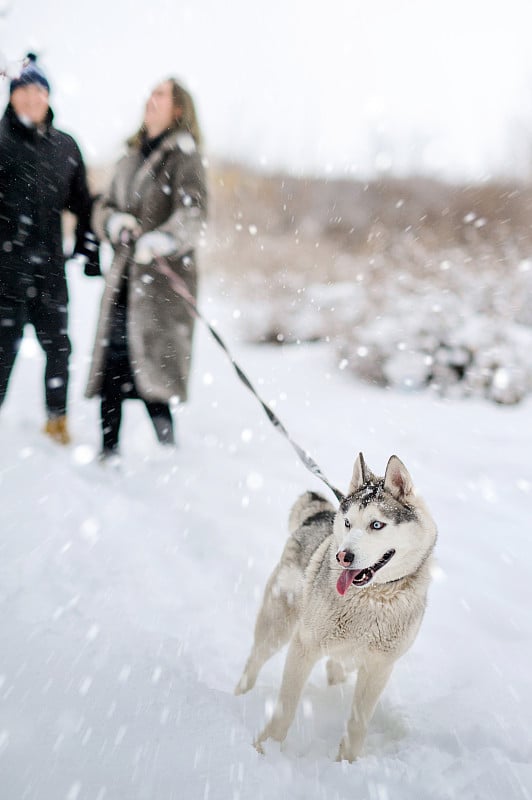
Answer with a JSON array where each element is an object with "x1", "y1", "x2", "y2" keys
[{"x1": 288, "y1": 491, "x2": 335, "y2": 535}]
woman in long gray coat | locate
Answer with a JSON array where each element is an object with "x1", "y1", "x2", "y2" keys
[{"x1": 86, "y1": 78, "x2": 207, "y2": 459}]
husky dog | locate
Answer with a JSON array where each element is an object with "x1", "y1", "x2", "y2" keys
[{"x1": 235, "y1": 453, "x2": 437, "y2": 762}]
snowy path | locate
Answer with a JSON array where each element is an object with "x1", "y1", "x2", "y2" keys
[{"x1": 0, "y1": 268, "x2": 531, "y2": 799}]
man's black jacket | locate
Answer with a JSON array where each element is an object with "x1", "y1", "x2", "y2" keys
[{"x1": 0, "y1": 102, "x2": 100, "y2": 300}]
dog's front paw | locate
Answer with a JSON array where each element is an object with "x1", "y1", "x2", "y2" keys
[
  {"x1": 336, "y1": 736, "x2": 361, "y2": 763},
  {"x1": 254, "y1": 731, "x2": 285, "y2": 756},
  {"x1": 253, "y1": 738, "x2": 266, "y2": 755},
  {"x1": 234, "y1": 673, "x2": 251, "y2": 695},
  {"x1": 254, "y1": 720, "x2": 285, "y2": 755}
]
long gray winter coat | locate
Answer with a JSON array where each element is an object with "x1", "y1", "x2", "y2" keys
[{"x1": 85, "y1": 130, "x2": 207, "y2": 403}]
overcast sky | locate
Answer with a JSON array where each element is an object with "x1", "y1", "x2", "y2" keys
[{"x1": 2, "y1": 0, "x2": 532, "y2": 180}]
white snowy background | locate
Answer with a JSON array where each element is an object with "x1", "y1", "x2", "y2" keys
[{"x1": 1, "y1": 2, "x2": 532, "y2": 799}]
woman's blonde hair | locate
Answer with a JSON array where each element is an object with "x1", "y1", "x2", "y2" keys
[{"x1": 128, "y1": 77, "x2": 202, "y2": 149}]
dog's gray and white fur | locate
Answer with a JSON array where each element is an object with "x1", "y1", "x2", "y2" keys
[{"x1": 235, "y1": 453, "x2": 437, "y2": 762}]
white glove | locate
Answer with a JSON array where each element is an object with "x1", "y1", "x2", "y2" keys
[
  {"x1": 134, "y1": 232, "x2": 177, "y2": 264},
  {"x1": 106, "y1": 212, "x2": 140, "y2": 245}
]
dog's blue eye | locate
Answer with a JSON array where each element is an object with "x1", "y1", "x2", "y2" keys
[
  {"x1": 344, "y1": 518, "x2": 351, "y2": 529},
  {"x1": 370, "y1": 520, "x2": 386, "y2": 530}
]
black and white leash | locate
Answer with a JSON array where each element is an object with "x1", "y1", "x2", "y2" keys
[{"x1": 154, "y1": 256, "x2": 345, "y2": 503}]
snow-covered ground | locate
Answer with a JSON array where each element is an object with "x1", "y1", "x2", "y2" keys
[{"x1": 1, "y1": 266, "x2": 531, "y2": 800}]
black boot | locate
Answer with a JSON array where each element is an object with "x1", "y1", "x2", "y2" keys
[
  {"x1": 151, "y1": 413, "x2": 176, "y2": 446},
  {"x1": 98, "y1": 445, "x2": 121, "y2": 467},
  {"x1": 146, "y1": 401, "x2": 175, "y2": 446}
]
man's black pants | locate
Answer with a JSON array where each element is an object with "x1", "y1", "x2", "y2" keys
[{"x1": 0, "y1": 295, "x2": 71, "y2": 416}]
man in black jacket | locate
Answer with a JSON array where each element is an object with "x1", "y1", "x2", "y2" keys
[{"x1": 0, "y1": 54, "x2": 100, "y2": 444}]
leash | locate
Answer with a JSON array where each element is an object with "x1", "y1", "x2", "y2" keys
[{"x1": 154, "y1": 256, "x2": 345, "y2": 503}]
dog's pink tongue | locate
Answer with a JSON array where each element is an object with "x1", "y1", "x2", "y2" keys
[{"x1": 336, "y1": 569, "x2": 355, "y2": 595}]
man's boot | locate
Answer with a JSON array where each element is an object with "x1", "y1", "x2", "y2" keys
[{"x1": 44, "y1": 415, "x2": 71, "y2": 445}]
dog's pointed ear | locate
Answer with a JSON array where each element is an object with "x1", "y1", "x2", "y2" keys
[
  {"x1": 384, "y1": 455, "x2": 414, "y2": 501},
  {"x1": 348, "y1": 452, "x2": 369, "y2": 493}
]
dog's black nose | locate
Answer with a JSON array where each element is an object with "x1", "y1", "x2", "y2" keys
[{"x1": 336, "y1": 550, "x2": 354, "y2": 564}]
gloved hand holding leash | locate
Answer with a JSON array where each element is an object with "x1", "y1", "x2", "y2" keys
[{"x1": 106, "y1": 212, "x2": 177, "y2": 263}]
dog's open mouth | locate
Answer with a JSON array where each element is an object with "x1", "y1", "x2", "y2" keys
[{"x1": 336, "y1": 549, "x2": 396, "y2": 595}]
